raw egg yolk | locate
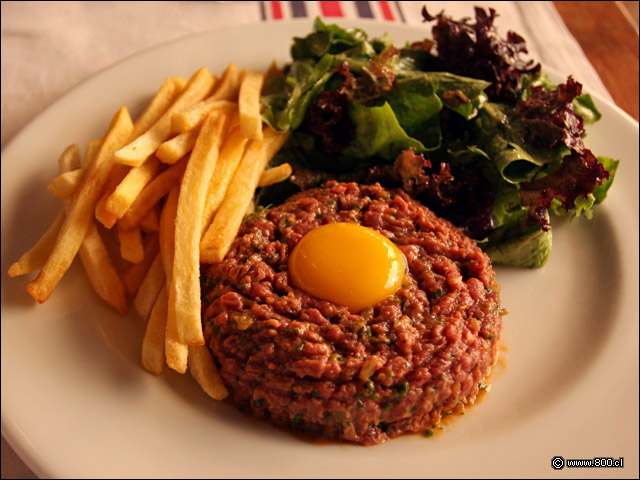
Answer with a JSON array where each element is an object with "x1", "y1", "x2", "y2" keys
[{"x1": 288, "y1": 223, "x2": 406, "y2": 312}]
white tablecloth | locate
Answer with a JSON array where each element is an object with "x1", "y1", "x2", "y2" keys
[{"x1": 0, "y1": 1, "x2": 610, "y2": 477}]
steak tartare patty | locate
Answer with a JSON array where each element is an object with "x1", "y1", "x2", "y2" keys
[{"x1": 201, "y1": 181, "x2": 502, "y2": 445}]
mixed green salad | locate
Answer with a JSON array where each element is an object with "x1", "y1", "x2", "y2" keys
[{"x1": 259, "y1": 7, "x2": 618, "y2": 268}]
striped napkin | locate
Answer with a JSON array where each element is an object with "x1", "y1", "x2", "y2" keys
[{"x1": 259, "y1": 1, "x2": 407, "y2": 22}]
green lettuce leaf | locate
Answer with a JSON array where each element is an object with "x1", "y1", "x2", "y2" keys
[
  {"x1": 483, "y1": 224, "x2": 552, "y2": 268},
  {"x1": 383, "y1": 74, "x2": 443, "y2": 149},
  {"x1": 593, "y1": 156, "x2": 619, "y2": 204},
  {"x1": 343, "y1": 102, "x2": 426, "y2": 159},
  {"x1": 428, "y1": 72, "x2": 490, "y2": 119},
  {"x1": 476, "y1": 102, "x2": 568, "y2": 184},
  {"x1": 262, "y1": 54, "x2": 335, "y2": 132},
  {"x1": 573, "y1": 93, "x2": 602, "y2": 125}
]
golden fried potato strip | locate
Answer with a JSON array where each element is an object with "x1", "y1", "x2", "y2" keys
[
  {"x1": 201, "y1": 124, "x2": 249, "y2": 232},
  {"x1": 105, "y1": 156, "x2": 163, "y2": 220},
  {"x1": 257, "y1": 162, "x2": 292, "y2": 187},
  {"x1": 133, "y1": 252, "x2": 165, "y2": 320},
  {"x1": 132, "y1": 76, "x2": 187, "y2": 139},
  {"x1": 117, "y1": 223, "x2": 144, "y2": 264},
  {"x1": 118, "y1": 156, "x2": 187, "y2": 231},
  {"x1": 78, "y1": 224, "x2": 128, "y2": 315},
  {"x1": 199, "y1": 127, "x2": 289, "y2": 264},
  {"x1": 121, "y1": 233, "x2": 159, "y2": 297},
  {"x1": 27, "y1": 107, "x2": 133, "y2": 303},
  {"x1": 189, "y1": 345, "x2": 228, "y2": 400},
  {"x1": 169, "y1": 111, "x2": 229, "y2": 346},
  {"x1": 238, "y1": 70, "x2": 265, "y2": 140},
  {"x1": 114, "y1": 68, "x2": 215, "y2": 167},
  {"x1": 8, "y1": 210, "x2": 66, "y2": 277},
  {"x1": 141, "y1": 283, "x2": 168, "y2": 375},
  {"x1": 158, "y1": 186, "x2": 189, "y2": 372}
]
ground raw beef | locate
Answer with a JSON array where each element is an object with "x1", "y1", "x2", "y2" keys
[{"x1": 201, "y1": 181, "x2": 503, "y2": 445}]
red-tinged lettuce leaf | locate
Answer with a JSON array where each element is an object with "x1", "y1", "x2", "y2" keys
[
  {"x1": 514, "y1": 77, "x2": 613, "y2": 229},
  {"x1": 420, "y1": 6, "x2": 540, "y2": 103},
  {"x1": 519, "y1": 150, "x2": 609, "y2": 230},
  {"x1": 389, "y1": 149, "x2": 495, "y2": 239},
  {"x1": 307, "y1": 66, "x2": 354, "y2": 156},
  {"x1": 516, "y1": 76, "x2": 586, "y2": 152}
]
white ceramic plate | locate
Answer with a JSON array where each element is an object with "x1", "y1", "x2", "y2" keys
[{"x1": 2, "y1": 21, "x2": 638, "y2": 479}]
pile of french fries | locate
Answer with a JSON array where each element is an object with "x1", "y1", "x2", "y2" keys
[{"x1": 8, "y1": 63, "x2": 291, "y2": 400}]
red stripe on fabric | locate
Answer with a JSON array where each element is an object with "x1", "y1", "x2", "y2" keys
[
  {"x1": 319, "y1": 1, "x2": 343, "y2": 17},
  {"x1": 378, "y1": 1, "x2": 395, "y2": 21},
  {"x1": 271, "y1": 1, "x2": 283, "y2": 19}
]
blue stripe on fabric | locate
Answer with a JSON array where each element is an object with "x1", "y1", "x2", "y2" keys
[
  {"x1": 355, "y1": 1, "x2": 374, "y2": 18},
  {"x1": 394, "y1": 1, "x2": 406, "y2": 23},
  {"x1": 290, "y1": 1, "x2": 307, "y2": 17},
  {"x1": 259, "y1": 1, "x2": 267, "y2": 20}
]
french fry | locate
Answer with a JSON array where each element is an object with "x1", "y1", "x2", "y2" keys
[
  {"x1": 165, "y1": 298, "x2": 189, "y2": 373},
  {"x1": 169, "y1": 111, "x2": 229, "y2": 346},
  {"x1": 82, "y1": 138, "x2": 103, "y2": 169},
  {"x1": 159, "y1": 185, "x2": 179, "y2": 282},
  {"x1": 155, "y1": 128, "x2": 199, "y2": 164},
  {"x1": 132, "y1": 77, "x2": 187, "y2": 139},
  {"x1": 245, "y1": 200, "x2": 255, "y2": 217},
  {"x1": 43, "y1": 143, "x2": 83, "y2": 206},
  {"x1": 105, "y1": 155, "x2": 162, "y2": 219},
  {"x1": 209, "y1": 64, "x2": 241, "y2": 102},
  {"x1": 170, "y1": 64, "x2": 239, "y2": 134},
  {"x1": 95, "y1": 164, "x2": 130, "y2": 228},
  {"x1": 47, "y1": 169, "x2": 84, "y2": 199},
  {"x1": 78, "y1": 223, "x2": 128, "y2": 315},
  {"x1": 114, "y1": 67, "x2": 215, "y2": 167},
  {"x1": 139, "y1": 204, "x2": 160, "y2": 233},
  {"x1": 133, "y1": 252, "x2": 165, "y2": 320},
  {"x1": 188, "y1": 345, "x2": 228, "y2": 400},
  {"x1": 238, "y1": 70, "x2": 265, "y2": 140},
  {"x1": 118, "y1": 156, "x2": 187, "y2": 231},
  {"x1": 158, "y1": 186, "x2": 189, "y2": 372},
  {"x1": 117, "y1": 223, "x2": 145, "y2": 264},
  {"x1": 257, "y1": 162, "x2": 292, "y2": 187},
  {"x1": 8, "y1": 210, "x2": 66, "y2": 277},
  {"x1": 55, "y1": 141, "x2": 128, "y2": 314},
  {"x1": 141, "y1": 283, "x2": 168, "y2": 375},
  {"x1": 200, "y1": 127, "x2": 289, "y2": 264},
  {"x1": 170, "y1": 100, "x2": 237, "y2": 135},
  {"x1": 27, "y1": 107, "x2": 133, "y2": 303},
  {"x1": 58, "y1": 143, "x2": 81, "y2": 172},
  {"x1": 201, "y1": 125, "x2": 249, "y2": 231},
  {"x1": 121, "y1": 233, "x2": 159, "y2": 296}
]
